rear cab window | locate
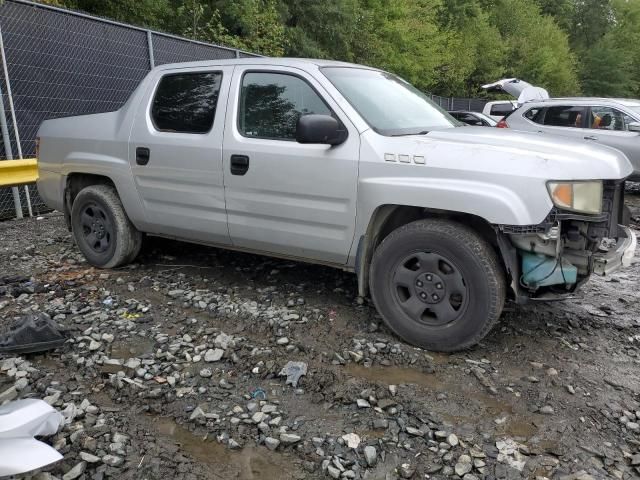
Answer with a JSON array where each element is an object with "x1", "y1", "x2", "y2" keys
[{"x1": 151, "y1": 71, "x2": 223, "y2": 133}]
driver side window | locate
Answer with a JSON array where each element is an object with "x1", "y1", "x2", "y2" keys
[{"x1": 238, "y1": 72, "x2": 332, "y2": 140}]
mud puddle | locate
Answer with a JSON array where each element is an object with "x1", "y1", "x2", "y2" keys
[
  {"x1": 110, "y1": 337, "x2": 155, "y2": 359},
  {"x1": 345, "y1": 363, "x2": 538, "y2": 438},
  {"x1": 345, "y1": 363, "x2": 445, "y2": 389},
  {"x1": 150, "y1": 417, "x2": 302, "y2": 479}
]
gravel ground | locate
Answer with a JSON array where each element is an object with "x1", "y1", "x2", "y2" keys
[{"x1": 2, "y1": 192, "x2": 640, "y2": 480}]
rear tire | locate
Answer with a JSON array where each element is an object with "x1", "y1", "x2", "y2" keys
[
  {"x1": 369, "y1": 219, "x2": 505, "y2": 352},
  {"x1": 71, "y1": 185, "x2": 142, "y2": 269}
]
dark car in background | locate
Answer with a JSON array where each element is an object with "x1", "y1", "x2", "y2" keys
[{"x1": 448, "y1": 111, "x2": 497, "y2": 127}]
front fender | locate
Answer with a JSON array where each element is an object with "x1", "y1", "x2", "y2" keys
[{"x1": 356, "y1": 176, "x2": 540, "y2": 226}]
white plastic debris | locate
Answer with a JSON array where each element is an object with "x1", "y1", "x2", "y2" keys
[
  {"x1": 279, "y1": 361, "x2": 307, "y2": 387},
  {"x1": 496, "y1": 437, "x2": 527, "y2": 472},
  {"x1": 341, "y1": 433, "x2": 361, "y2": 449},
  {"x1": 0, "y1": 399, "x2": 64, "y2": 476}
]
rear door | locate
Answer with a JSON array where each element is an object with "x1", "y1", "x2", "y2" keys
[
  {"x1": 222, "y1": 65, "x2": 360, "y2": 264},
  {"x1": 535, "y1": 105, "x2": 589, "y2": 140},
  {"x1": 129, "y1": 66, "x2": 234, "y2": 244}
]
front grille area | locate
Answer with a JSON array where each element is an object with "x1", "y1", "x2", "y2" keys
[
  {"x1": 499, "y1": 180, "x2": 626, "y2": 238},
  {"x1": 587, "y1": 180, "x2": 624, "y2": 240}
]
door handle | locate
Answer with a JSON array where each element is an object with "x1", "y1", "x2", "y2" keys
[
  {"x1": 230, "y1": 154, "x2": 249, "y2": 175},
  {"x1": 584, "y1": 135, "x2": 598, "y2": 141},
  {"x1": 136, "y1": 147, "x2": 150, "y2": 165}
]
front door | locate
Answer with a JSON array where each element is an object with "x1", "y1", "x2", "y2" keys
[
  {"x1": 222, "y1": 66, "x2": 360, "y2": 264},
  {"x1": 584, "y1": 106, "x2": 640, "y2": 170},
  {"x1": 129, "y1": 66, "x2": 233, "y2": 245}
]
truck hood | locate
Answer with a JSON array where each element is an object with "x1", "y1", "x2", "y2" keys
[{"x1": 410, "y1": 127, "x2": 632, "y2": 180}]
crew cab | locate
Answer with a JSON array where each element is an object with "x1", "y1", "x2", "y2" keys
[{"x1": 36, "y1": 58, "x2": 636, "y2": 352}]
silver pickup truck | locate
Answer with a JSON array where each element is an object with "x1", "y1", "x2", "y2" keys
[{"x1": 36, "y1": 58, "x2": 636, "y2": 352}]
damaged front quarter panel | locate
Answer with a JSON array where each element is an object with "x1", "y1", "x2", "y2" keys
[{"x1": 496, "y1": 181, "x2": 636, "y2": 303}]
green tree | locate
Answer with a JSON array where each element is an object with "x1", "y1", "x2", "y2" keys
[
  {"x1": 581, "y1": 33, "x2": 637, "y2": 96},
  {"x1": 282, "y1": 0, "x2": 373, "y2": 61},
  {"x1": 437, "y1": 0, "x2": 506, "y2": 95},
  {"x1": 489, "y1": 0, "x2": 579, "y2": 95},
  {"x1": 63, "y1": 0, "x2": 173, "y2": 30},
  {"x1": 359, "y1": 0, "x2": 455, "y2": 92}
]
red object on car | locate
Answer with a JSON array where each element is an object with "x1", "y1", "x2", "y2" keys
[{"x1": 496, "y1": 118, "x2": 509, "y2": 128}]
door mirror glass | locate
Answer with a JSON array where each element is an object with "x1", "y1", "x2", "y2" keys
[
  {"x1": 296, "y1": 114, "x2": 347, "y2": 146},
  {"x1": 628, "y1": 122, "x2": 640, "y2": 133}
]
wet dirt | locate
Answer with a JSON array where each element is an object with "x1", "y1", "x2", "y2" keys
[
  {"x1": 110, "y1": 337, "x2": 155, "y2": 359},
  {"x1": 2, "y1": 189, "x2": 640, "y2": 478},
  {"x1": 149, "y1": 417, "x2": 302, "y2": 480}
]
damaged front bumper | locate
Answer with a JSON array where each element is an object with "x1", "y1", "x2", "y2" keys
[{"x1": 592, "y1": 225, "x2": 637, "y2": 275}]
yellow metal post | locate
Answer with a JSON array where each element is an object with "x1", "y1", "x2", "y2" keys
[{"x1": 0, "y1": 158, "x2": 39, "y2": 187}]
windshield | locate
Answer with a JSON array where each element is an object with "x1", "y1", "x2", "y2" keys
[{"x1": 322, "y1": 67, "x2": 458, "y2": 136}]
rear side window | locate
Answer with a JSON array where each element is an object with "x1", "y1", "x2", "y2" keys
[
  {"x1": 490, "y1": 103, "x2": 514, "y2": 116},
  {"x1": 238, "y1": 72, "x2": 332, "y2": 140},
  {"x1": 457, "y1": 113, "x2": 483, "y2": 126},
  {"x1": 542, "y1": 105, "x2": 588, "y2": 128},
  {"x1": 151, "y1": 72, "x2": 222, "y2": 133},
  {"x1": 524, "y1": 107, "x2": 545, "y2": 124}
]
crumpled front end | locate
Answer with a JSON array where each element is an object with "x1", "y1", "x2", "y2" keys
[{"x1": 497, "y1": 180, "x2": 636, "y2": 302}]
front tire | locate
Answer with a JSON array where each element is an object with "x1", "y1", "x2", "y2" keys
[
  {"x1": 369, "y1": 219, "x2": 505, "y2": 352},
  {"x1": 71, "y1": 184, "x2": 142, "y2": 269}
]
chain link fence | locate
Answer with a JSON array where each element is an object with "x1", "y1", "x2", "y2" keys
[
  {"x1": 430, "y1": 94, "x2": 489, "y2": 113},
  {"x1": 0, "y1": 0, "x2": 258, "y2": 220}
]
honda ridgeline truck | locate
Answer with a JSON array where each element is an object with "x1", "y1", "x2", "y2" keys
[{"x1": 36, "y1": 59, "x2": 637, "y2": 351}]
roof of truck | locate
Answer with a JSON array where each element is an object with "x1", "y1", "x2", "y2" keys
[{"x1": 154, "y1": 57, "x2": 379, "y2": 71}]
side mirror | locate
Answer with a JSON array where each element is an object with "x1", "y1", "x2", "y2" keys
[
  {"x1": 628, "y1": 122, "x2": 640, "y2": 133},
  {"x1": 296, "y1": 114, "x2": 347, "y2": 146}
]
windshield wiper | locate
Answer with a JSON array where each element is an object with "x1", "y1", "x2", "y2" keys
[{"x1": 390, "y1": 130, "x2": 430, "y2": 137}]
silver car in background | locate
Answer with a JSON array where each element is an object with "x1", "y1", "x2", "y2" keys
[{"x1": 503, "y1": 98, "x2": 640, "y2": 180}]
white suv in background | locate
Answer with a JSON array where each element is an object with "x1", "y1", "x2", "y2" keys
[{"x1": 482, "y1": 100, "x2": 517, "y2": 122}]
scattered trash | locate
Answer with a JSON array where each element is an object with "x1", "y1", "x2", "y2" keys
[
  {"x1": 250, "y1": 387, "x2": 267, "y2": 400},
  {"x1": 496, "y1": 438, "x2": 528, "y2": 471},
  {"x1": 279, "y1": 361, "x2": 307, "y2": 388},
  {"x1": 0, "y1": 399, "x2": 64, "y2": 476},
  {"x1": 0, "y1": 313, "x2": 66, "y2": 354}
]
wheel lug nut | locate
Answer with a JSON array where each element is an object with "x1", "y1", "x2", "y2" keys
[
  {"x1": 432, "y1": 294, "x2": 439, "y2": 300},
  {"x1": 420, "y1": 292, "x2": 427, "y2": 299},
  {"x1": 436, "y1": 283, "x2": 442, "y2": 289},
  {"x1": 426, "y1": 275, "x2": 432, "y2": 281},
  {"x1": 416, "y1": 281, "x2": 423, "y2": 287}
]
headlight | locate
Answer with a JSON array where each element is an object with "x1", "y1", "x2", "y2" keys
[{"x1": 547, "y1": 181, "x2": 603, "y2": 214}]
